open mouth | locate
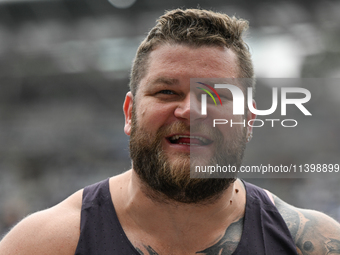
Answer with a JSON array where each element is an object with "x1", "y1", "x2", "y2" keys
[{"x1": 167, "y1": 135, "x2": 212, "y2": 146}]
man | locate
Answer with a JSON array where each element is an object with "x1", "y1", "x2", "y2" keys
[{"x1": 0, "y1": 8, "x2": 339, "y2": 255}]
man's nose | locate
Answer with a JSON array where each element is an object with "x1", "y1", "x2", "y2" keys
[{"x1": 174, "y1": 93, "x2": 205, "y2": 122}]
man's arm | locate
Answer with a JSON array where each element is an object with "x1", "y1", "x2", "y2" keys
[
  {"x1": 273, "y1": 194, "x2": 340, "y2": 255},
  {"x1": 0, "y1": 190, "x2": 82, "y2": 255}
]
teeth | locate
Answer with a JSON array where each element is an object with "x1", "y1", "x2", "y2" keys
[{"x1": 169, "y1": 135, "x2": 209, "y2": 144}]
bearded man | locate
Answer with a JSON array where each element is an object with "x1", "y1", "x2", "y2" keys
[{"x1": 1, "y1": 8, "x2": 339, "y2": 255}]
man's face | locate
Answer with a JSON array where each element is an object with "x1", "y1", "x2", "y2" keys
[{"x1": 124, "y1": 44, "x2": 254, "y2": 203}]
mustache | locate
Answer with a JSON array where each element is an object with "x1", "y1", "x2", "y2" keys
[
  {"x1": 131, "y1": 108, "x2": 225, "y2": 143},
  {"x1": 156, "y1": 121, "x2": 224, "y2": 143}
]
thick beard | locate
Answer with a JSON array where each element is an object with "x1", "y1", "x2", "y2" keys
[{"x1": 129, "y1": 108, "x2": 247, "y2": 204}]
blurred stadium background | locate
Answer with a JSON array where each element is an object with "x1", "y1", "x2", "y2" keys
[{"x1": 0, "y1": 0, "x2": 339, "y2": 236}]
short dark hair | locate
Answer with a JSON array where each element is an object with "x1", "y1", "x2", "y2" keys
[{"x1": 129, "y1": 8, "x2": 254, "y2": 96}]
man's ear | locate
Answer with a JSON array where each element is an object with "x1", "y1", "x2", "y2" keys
[
  {"x1": 123, "y1": 91, "x2": 133, "y2": 136},
  {"x1": 246, "y1": 99, "x2": 257, "y2": 140}
]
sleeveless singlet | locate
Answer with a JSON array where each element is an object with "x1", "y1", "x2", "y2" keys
[{"x1": 74, "y1": 178, "x2": 298, "y2": 255}]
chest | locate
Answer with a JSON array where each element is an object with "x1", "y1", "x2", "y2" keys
[{"x1": 127, "y1": 217, "x2": 244, "y2": 255}]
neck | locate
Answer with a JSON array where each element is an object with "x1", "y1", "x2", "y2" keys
[{"x1": 120, "y1": 170, "x2": 245, "y2": 245}]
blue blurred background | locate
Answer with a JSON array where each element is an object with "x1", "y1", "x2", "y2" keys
[{"x1": 0, "y1": 0, "x2": 340, "y2": 236}]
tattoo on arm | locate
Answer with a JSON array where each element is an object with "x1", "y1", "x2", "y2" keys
[
  {"x1": 273, "y1": 195, "x2": 302, "y2": 240},
  {"x1": 325, "y1": 239, "x2": 340, "y2": 253},
  {"x1": 136, "y1": 245, "x2": 159, "y2": 255},
  {"x1": 273, "y1": 195, "x2": 340, "y2": 255}
]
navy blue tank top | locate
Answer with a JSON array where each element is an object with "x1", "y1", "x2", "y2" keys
[{"x1": 74, "y1": 178, "x2": 298, "y2": 255}]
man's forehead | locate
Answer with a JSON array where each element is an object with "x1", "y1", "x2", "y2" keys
[{"x1": 131, "y1": 44, "x2": 243, "y2": 100}]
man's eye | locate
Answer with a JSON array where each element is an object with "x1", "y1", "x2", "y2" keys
[{"x1": 159, "y1": 90, "x2": 175, "y2": 95}]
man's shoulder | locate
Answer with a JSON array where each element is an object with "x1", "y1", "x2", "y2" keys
[
  {"x1": 270, "y1": 192, "x2": 340, "y2": 255},
  {"x1": 0, "y1": 189, "x2": 83, "y2": 255}
]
